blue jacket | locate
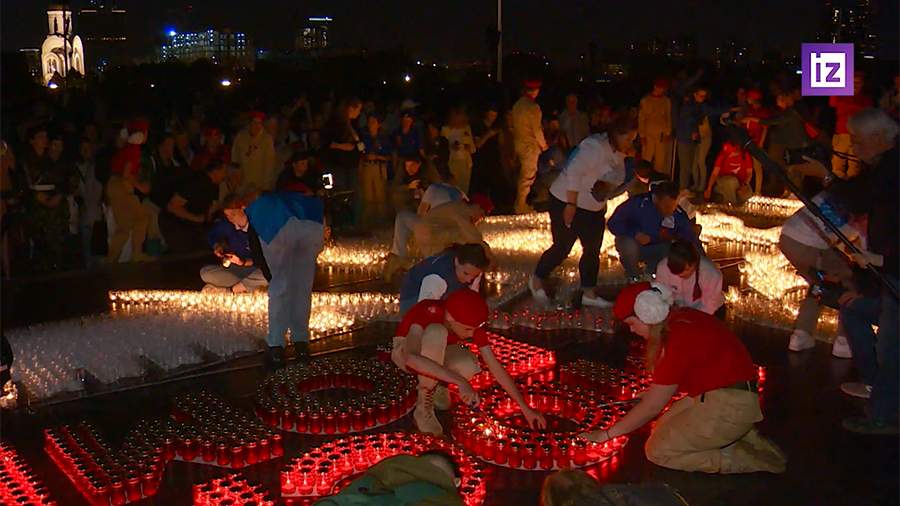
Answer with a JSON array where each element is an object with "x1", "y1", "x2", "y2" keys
[
  {"x1": 675, "y1": 100, "x2": 730, "y2": 144},
  {"x1": 399, "y1": 252, "x2": 466, "y2": 314},
  {"x1": 207, "y1": 219, "x2": 252, "y2": 260},
  {"x1": 608, "y1": 193, "x2": 699, "y2": 247},
  {"x1": 245, "y1": 191, "x2": 324, "y2": 244}
]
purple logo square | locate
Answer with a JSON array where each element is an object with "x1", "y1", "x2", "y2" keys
[{"x1": 802, "y1": 43, "x2": 854, "y2": 96}]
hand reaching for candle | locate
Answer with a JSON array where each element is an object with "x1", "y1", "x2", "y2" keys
[
  {"x1": 577, "y1": 429, "x2": 611, "y2": 444},
  {"x1": 521, "y1": 406, "x2": 547, "y2": 429},
  {"x1": 458, "y1": 381, "x2": 480, "y2": 407}
]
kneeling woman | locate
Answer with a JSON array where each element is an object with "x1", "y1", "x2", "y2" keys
[
  {"x1": 399, "y1": 242, "x2": 491, "y2": 314},
  {"x1": 392, "y1": 288, "x2": 546, "y2": 435},
  {"x1": 222, "y1": 191, "x2": 325, "y2": 365},
  {"x1": 579, "y1": 282, "x2": 786, "y2": 474}
]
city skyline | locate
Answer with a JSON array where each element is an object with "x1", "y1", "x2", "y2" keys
[{"x1": 2, "y1": 0, "x2": 898, "y2": 65}]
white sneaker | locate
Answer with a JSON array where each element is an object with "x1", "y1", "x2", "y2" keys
[
  {"x1": 582, "y1": 292, "x2": 614, "y2": 308},
  {"x1": 529, "y1": 276, "x2": 550, "y2": 304},
  {"x1": 788, "y1": 330, "x2": 816, "y2": 352},
  {"x1": 831, "y1": 335, "x2": 853, "y2": 359},
  {"x1": 840, "y1": 382, "x2": 872, "y2": 399}
]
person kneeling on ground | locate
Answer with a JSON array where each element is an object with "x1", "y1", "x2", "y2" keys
[
  {"x1": 399, "y1": 242, "x2": 491, "y2": 314},
  {"x1": 200, "y1": 208, "x2": 268, "y2": 294},
  {"x1": 608, "y1": 181, "x2": 701, "y2": 282},
  {"x1": 413, "y1": 194, "x2": 493, "y2": 259},
  {"x1": 314, "y1": 451, "x2": 464, "y2": 506},
  {"x1": 222, "y1": 190, "x2": 325, "y2": 367},
  {"x1": 579, "y1": 282, "x2": 786, "y2": 474},
  {"x1": 391, "y1": 289, "x2": 546, "y2": 435},
  {"x1": 654, "y1": 240, "x2": 724, "y2": 316}
]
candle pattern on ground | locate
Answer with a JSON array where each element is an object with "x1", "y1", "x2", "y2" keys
[
  {"x1": 451, "y1": 379, "x2": 629, "y2": 470},
  {"x1": 281, "y1": 432, "x2": 487, "y2": 505},
  {"x1": 193, "y1": 474, "x2": 274, "y2": 506},
  {"x1": 0, "y1": 443, "x2": 55, "y2": 505},
  {"x1": 44, "y1": 392, "x2": 281, "y2": 505},
  {"x1": 255, "y1": 357, "x2": 417, "y2": 434}
]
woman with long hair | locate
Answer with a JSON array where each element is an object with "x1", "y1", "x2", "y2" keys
[
  {"x1": 321, "y1": 97, "x2": 363, "y2": 191},
  {"x1": 578, "y1": 282, "x2": 786, "y2": 474}
]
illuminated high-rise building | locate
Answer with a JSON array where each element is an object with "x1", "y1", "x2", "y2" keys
[
  {"x1": 159, "y1": 29, "x2": 252, "y2": 67},
  {"x1": 823, "y1": 0, "x2": 877, "y2": 59},
  {"x1": 78, "y1": 0, "x2": 127, "y2": 71},
  {"x1": 296, "y1": 17, "x2": 332, "y2": 50}
]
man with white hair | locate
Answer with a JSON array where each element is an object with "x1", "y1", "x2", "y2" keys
[{"x1": 833, "y1": 108, "x2": 899, "y2": 435}]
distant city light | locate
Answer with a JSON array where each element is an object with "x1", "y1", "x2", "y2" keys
[
  {"x1": 220, "y1": 79, "x2": 232, "y2": 87},
  {"x1": 403, "y1": 74, "x2": 411, "y2": 83},
  {"x1": 416, "y1": 60, "x2": 422, "y2": 65},
  {"x1": 795, "y1": 69, "x2": 803, "y2": 75},
  {"x1": 309, "y1": 17, "x2": 333, "y2": 22},
  {"x1": 166, "y1": 28, "x2": 177, "y2": 37},
  {"x1": 48, "y1": 82, "x2": 59, "y2": 90},
  {"x1": 150, "y1": 83, "x2": 156, "y2": 88}
]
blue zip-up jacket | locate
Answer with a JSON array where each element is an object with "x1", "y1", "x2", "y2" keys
[
  {"x1": 207, "y1": 219, "x2": 252, "y2": 261},
  {"x1": 607, "y1": 192, "x2": 700, "y2": 247}
]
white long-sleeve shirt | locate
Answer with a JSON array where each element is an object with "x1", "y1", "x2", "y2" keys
[
  {"x1": 654, "y1": 256, "x2": 724, "y2": 315},
  {"x1": 549, "y1": 133, "x2": 626, "y2": 211}
]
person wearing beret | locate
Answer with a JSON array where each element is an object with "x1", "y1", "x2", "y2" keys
[
  {"x1": 391, "y1": 289, "x2": 546, "y2": 436},
  {"x1": 579, "y1": 282, "x2": 786, "y2": 474}
]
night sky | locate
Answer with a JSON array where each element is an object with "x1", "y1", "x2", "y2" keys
[{"x1": 1, "y1": 0, "x2": 897, "y2": 64}]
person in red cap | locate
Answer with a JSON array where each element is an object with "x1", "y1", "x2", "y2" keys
[
  {"x1": 511, "y1": 78, "x2": 549, "y2": 214},
  {"x1": 231, "y1": 111, "x2": 276, "y2": 191},
  {"x1": 703, "y1": 139, "x2": 754, "y2": 205},
  {"x1": 391, "y1": 288, "x2": 546, "y2": 435},
  {"x1": 191, "y1": 127, "x2": 231, "y2": 172},
  {"x1": 106, "y1": 119, "x2": 154, "y2": 263},
  {"x1": 412, "y1": 193, "x2": 493, "y2": 258},
  {"x1": 579, "y1": 282, "x2": 786, "y2": 474},
  {"x1": 638, "y1": 78, "x2": 673, "y2": 174}
]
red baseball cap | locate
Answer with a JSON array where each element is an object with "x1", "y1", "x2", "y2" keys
[
  {"x1": 653, "y1": 78, "x2": 670, "y2": 89},
  {"x1": 127, "y1": 119, "x2": 149, "y2": 135},
  {"x1": 445, "y1": 289, "x2": 489, "y2": 327},
  {"x1": 469, "y1": 193, "x2": 494, "y2": 215},
  {"x1": 747, "y1": 89, "x2": 763, "y2": 102},
  {"x1": 523, "y1": 79, "x2": 542, "y2": 90},
  {"x1": 249, "y1": 111, "x2": 266, "y2": 121},
  {"x1": 613, "y1": 282, "x2": 652, "y2": 321}
]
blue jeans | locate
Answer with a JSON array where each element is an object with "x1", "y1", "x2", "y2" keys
[
  {"x1": 840, "y1": 277, "x2": 899, "y2": 422},
  {"x1": 615, "y1": 236, "x2": 671, "y2": 279}
]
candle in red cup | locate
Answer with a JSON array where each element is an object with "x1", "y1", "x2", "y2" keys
[
  {"x1": 109, "y1": 481, "x2": 126, "y2": 506},
  {"x1": 281, "y1": 410, "x2": 294, "y2": 431},
  {"x1": 270, "y1": 434, "x2": 284, "y2": 457},
  {"x1": 295, "y1": 411, "x2": 308, "y2": 433},
  {"x1": 245, "y1": 442, "x2": 259, "y2": 465},
  {"x1": 125, "y1": 476, "x2": 142, "y2": 501},
  {"x1": 309, "y1": 413, "x2": 322, "y2": 434},
  {"x1": 217, "y1": 443, "x2": 230, "y2": 467},
  {"x1": 141, "y1": 472, "x2": 159, "y2": 496}
]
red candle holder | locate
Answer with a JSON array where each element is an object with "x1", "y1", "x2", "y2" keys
[
  {"x1": 282, "y1": 432, "x2": 487, "y2": 505},
  {"x1": 463, "y1": 333, "x2": 556, "y2": 390},
  {"x1": 256, "y1": 357, "x2": 417, "y2": 434}
]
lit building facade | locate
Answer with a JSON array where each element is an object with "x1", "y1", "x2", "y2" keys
[
  {"x1": 20, "y1": 48, "x2": 43, "y2": 84},
  {"x1": 297, "y1": 17, "x2": 332, "y2": 50},
  {"x1": 159, "y1": 29, "x2": 252, "y2": 67},
  {"x1": 823, "y1": 0, "x2": 877, "y2": 59},
  {"x1": 41, "y1": 4, "x2": 86, "y2": 86}
]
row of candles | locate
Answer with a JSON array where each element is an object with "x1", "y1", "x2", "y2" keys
[
  {"x1": 193, "y1": 474, "x2": 274, "y2": 506},
  {"x1": 462, "y1": 333, "x2": 557, "y2": 389},
  {"x1": 281, "y1": 432, "x2": 487, "y2": 505},
  {"x1": 255, "y1": 358, "x2": 417, "y2": 434},
  {"x1": 451, "y1": 380, "x2": 629, "y2": 470},
  {"x1": 0, "y1": 443, "x2": 55, "y2": 505}
]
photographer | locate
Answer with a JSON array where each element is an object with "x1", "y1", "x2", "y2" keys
[{"x1": 834, "y1": 108, "x2": 898, "y2": 434}]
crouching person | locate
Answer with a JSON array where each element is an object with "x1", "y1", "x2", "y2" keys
[
  {"x1": 579, "y1": 282, "x2": 786, "y2": 474},
  {"x1": 391, "y1": 289, "x2": 546, "y2": 435}
]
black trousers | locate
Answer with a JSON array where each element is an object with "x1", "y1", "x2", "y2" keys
[{"x1": 534, "y1": 196, "x2": 606, "y2": 288}]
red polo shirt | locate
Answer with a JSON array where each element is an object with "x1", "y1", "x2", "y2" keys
[
  {"x1": 714, "y1": 142, "x2": 753, "y2": 185},
  {"x1": 830, "y1": 95, "x2": 873, "y2": 135},
  {"x1": 396, "y1": 299, "x2": 491, "y2": 348},
  {"x1": 652, "y1": 308, "x2": 756, "y2": 397}
]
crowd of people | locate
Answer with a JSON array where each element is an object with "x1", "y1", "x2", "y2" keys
[{"x1": 1, "y1": 63, "x2": 898, "y2": 498}]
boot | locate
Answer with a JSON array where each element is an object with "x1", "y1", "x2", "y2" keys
[
  {"x1": 291, "y1": 341, "x2": 311, "y2": 362},
  {"x1": 264, "y1": 346, "x2": 285, "y2": 371},
  {"x1": 414, "y1": 386, "x2": 443, "y2": 435},
  {"x1": 721, "y1": 428, "x2": 787, "y2": 474},
  {"x1": 433, "y1": 385, "x2": 451, "y2": 410}
]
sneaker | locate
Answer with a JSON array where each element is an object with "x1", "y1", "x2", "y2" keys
[
  {"x1": 788, "y1": 330, "x2": 816, "y2": 352},
  {"x1": 842, "y1": 416, "x2": 899, "y2": 436},
  {"x1": 839, "y1": 382, "x2": 872, "y2": 399},
  {"x1": 529, "y1": 276, "x2": 550, "y2": 304},
  {"x1": 264, "y1": 346, "x2": 285, "y2": 370},
  {"x1": 831, "y1": 335, "x2": 853, "y2": 359},
  {"x1": 582, "y1": 292, "x2": 614, "y2": 308}
]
